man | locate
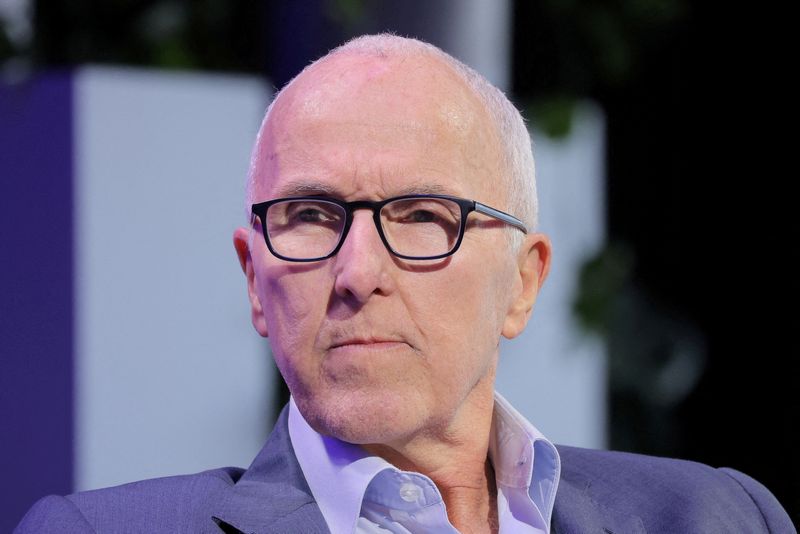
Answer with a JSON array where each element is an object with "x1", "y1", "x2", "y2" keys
[{"x1": 17, "y1": 34, "x2": 794, "y2": 534}]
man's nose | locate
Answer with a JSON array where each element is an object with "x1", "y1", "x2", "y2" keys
[{"x1": 332, "y1": 210, "x2": 394, "y2": 302}]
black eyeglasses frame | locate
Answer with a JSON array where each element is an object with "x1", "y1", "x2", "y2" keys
[{"x1": 250, "y1": 194, "x2": 527, "y2": 262}]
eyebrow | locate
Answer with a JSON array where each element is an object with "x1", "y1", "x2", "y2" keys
[
  {"x1": 394, "y1": 183, "x2": 453, "y2": 196},
  {"x1": 273, "y1": 180, "x2": 456, "y2": 199},
  {"x1": 274, "y1": 180, "x2": 340, "y2": 197}
]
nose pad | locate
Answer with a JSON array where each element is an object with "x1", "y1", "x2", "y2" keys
[{"x1": 337, "y1": 210, "x2": 385, "y2": 255}]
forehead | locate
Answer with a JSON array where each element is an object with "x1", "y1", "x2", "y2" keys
[
  {"x1": 254, "y1": 52, "x2": 503, "y2": 200},
  {"x1": 280, "y1": 53, "x2": 477, "y2": 129}
]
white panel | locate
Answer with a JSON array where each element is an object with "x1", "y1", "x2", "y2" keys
[
  {"x1": 443, "y1": 0, "x2": 511, "y2": 90},
  {"x1": 496, "y1": 103, "x2": 607, "y2": 449},
  {"x1": 74, "y1": 67, "x2": 275, "y2": 491}
]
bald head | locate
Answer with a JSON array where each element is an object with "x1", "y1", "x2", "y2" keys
[{"x1": 246, "y1": 34, "x2": 538, "y2": 236}]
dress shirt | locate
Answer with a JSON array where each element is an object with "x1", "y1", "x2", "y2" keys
[{"x1": 288, "y1": 392, "x2": 561, "y2": 534}]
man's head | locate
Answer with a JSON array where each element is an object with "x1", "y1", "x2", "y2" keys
[{"x1": 234, "y1": 34, "x2": 551, "y2": 447}]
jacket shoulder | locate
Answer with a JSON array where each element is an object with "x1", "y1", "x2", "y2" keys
[
  {"x1": 719, "y1": 467, "x2": 797, "y2": 534},
  {"x1": 554, "y1": 445, "x2": 795, "y2": 534},
  {"x1": 15, "y1": 495, "x2": 93, "y2": 533},
  {"x1": 15, "y1": 467, "x2": 244, "y2": 534},
  {"x1": 15, "y1": 407, "x2": 323, "y2": 533}
]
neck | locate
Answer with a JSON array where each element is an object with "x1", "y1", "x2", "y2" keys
[{"x1": 362, "y1": 373, "x2": 499, "y2": 533}]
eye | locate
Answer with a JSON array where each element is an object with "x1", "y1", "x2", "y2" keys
[
  {"x1": 383, "y1": 198, "x2": 460, "y2": 226},
  {"x1": 397, "y1": 203, "x2": 455, "y2": 225},
  {"x1": 296, "y1": 207, "x2": 334, "y2": 223},
  {"x1": 284, "y1": 202, "x2": 341, "y2": 225},
  {"x1": 406, "y1": 210, "x2": 437, "y2": 223}
]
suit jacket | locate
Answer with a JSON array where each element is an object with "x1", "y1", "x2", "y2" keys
[{"x1": 16, "y1": 406, "x2": 795, "y2": 534}]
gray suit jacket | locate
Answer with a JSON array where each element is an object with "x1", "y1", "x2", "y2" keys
[{"x1": 16, "y1": 406, "x2": 796, "y2": 533}]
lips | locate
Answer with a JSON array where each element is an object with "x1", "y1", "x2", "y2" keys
[
  {"x1": 330, "y1": 338, "x2": 404, "y2": 349},
  {"x1": 326, "y1": 332, "x2": 414, "y2": 356}
]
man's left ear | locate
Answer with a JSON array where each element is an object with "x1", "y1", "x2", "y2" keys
[{"x1": 501, "y1": 232, "x2": 552, "y2": 339}]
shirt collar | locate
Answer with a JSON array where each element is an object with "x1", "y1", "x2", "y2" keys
[
  {"x1": 490, "y1": 392, "x2": 561, "y2": 529},
  {"x1": 288, "y1": 392, "x2": 561, "y2": 533}
]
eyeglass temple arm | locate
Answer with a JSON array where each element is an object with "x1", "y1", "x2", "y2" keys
[{"x1": 474, "y1": 202, "x2": 528, "y2": 234}]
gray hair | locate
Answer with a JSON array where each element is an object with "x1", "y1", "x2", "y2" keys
[{"x1": 246, "y1": 33, "x2": 538, "y2": 248}]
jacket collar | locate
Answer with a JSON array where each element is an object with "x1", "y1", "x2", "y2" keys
[{"x1": 209, "y1": 406, "x2": 329, "y2": 534}]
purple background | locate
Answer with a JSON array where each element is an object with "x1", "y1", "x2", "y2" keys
[{"x1": 0, "y1": 72, "x2": 73, "y2": 530}]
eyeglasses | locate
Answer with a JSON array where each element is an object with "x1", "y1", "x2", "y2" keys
[{"x1": 250, "y1": 194, "x2": 527, "y2": 262}]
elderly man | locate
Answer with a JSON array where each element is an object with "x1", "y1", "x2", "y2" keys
[{"x1": 17, "y1": 34, "x2": 793, "y2": 534}]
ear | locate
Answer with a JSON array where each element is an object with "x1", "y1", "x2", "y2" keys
[
  {"x1": 233, "y1": 227, "x2": 269, "y2": 337},
  {"x1": 501, "y1": 232, "x2": 552, "y2": 339}
]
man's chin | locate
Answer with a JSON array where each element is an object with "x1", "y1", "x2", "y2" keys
[{"x1": 297, "y1": 393, "x2": 425, "y2": 445}]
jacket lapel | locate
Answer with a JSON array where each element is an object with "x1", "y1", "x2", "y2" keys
[{"x1": 209, "y1": 407, "x2": 329, "y2": 534}]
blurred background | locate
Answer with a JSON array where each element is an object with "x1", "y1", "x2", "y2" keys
[{"x1": 1, "y1": 0, "x2": 796, "y2": 530}]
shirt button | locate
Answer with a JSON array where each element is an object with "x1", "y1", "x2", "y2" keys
[{"x1": 399, "y1": 482, "x2": 421, "y2": 502}]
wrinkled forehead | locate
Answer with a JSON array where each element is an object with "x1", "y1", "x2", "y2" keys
[{"x1": 251, "y1": 52, "x2": 503, "y2": 195}]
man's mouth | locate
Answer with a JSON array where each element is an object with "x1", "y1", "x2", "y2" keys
[{"x1": 330, "y1": 337, "x2": 405, "y2": 349}]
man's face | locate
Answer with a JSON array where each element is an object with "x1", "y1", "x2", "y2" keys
[{"x1": 237, "y1": 53, "x2": 540, "y2": 446}]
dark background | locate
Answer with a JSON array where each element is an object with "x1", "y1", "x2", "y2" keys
[{"x1": 2, "y1": 0, "x2": 796, "y2": 527}]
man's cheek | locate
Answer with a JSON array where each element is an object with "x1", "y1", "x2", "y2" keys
[
  {"x1": 439, "y1": 275, "x2": 487, "y2": 323},
  {"x1": 264, "y1": 277, "x2": 319, "y2": 325},
  {"x1": 261, "y1": 285, "x2": 323, "y2": 365}
]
